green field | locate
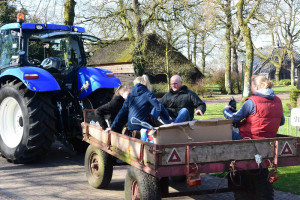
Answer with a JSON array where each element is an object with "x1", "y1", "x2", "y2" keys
[{"x1": 198, "y1": 87, "x2": 300, "y2": 194}]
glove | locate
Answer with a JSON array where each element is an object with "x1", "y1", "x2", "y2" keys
[{"x1": 228, "y1": 97, "x2": 237, "y2": 113}]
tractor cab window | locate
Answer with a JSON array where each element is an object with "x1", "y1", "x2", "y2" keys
[
  {"x1": 0, "y1": 30, "x2": 19, "y2": 69},
  {"x1": 28, "y1": 34, "x2": 82, "y2": 72}
]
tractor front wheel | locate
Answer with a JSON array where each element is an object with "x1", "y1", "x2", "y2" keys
[{"x1": 0, "y1": 80, "x2": 56, "y2": 163}]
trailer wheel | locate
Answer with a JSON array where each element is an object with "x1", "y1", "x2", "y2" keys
[
  {"x1": 231, "y1": 169, "x2": 274, "y2": 200},
  {"x1": 124, "y1": 166, "x2": 161, "y2": 200},
  {"x1": 84, "y1": 145, "x2": 113, "y2": 188},
  {"x1": 0, "y1": 80, "x2": 56, "y2": 163}
]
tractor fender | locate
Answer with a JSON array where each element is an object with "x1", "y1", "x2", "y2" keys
[
  {"x1": 77, "y1": 67, "x2": 121, "y2": 99},
  {"x1": 0, "y1": 67, "x2": 60, "y2": 91}
]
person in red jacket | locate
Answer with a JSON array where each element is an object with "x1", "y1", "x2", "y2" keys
[{"x1": 223, "y1": 75, "x2": 285, "y2": 140}]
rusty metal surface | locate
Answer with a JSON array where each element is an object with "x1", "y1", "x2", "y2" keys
[{"x1": 82, "y1": 121, "x2": 300, "y2": 180}]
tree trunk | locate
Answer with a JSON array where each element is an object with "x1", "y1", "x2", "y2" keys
[
  {"x1": 186, "y1": 30, "x2": 191, "y2": 61},
  {"x1": 225, "y1": 0, "x2": 232, "y2": 94},
  {"x1": 241, "y1": 27, "x2": 254, "y2": 97},
  {"x1": 119, "y1": 0, "x2": 134, "y2": 42},
  {"x1": 236, "y1": 0, "x2": 261, "y2": 97},
  {"x1": 193, "y1": 33, "x2": 197, "y2": 65},
  {"x1": 165, "y1": 39, "x2": 171, "y2": 90},
  {"x1": 288, "y1": 50, "x2": 295, "y2": 86},
  {"x1": 200, "y1": 37, "x2": 205, "y2": 73},
  {"x1": 232, "y1": 46, "x2": 240, "y2": 93},
  {"x1": 63, "y1": 0, "x2": 76, "y2": 25},
  {"x1": 132, "y1": 0, "x2": 145, "y2": 76}
]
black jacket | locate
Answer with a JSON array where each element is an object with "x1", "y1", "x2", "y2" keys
[
  {"x1": 160, "y1": 85, "x2": 206, "y2": 120},
  {"x1": 94, "y1": 95, "x2": 125, "y2": 129}
]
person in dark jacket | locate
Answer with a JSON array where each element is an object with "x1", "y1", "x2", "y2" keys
[
  {"x1": 151, "y1": 75, "x2": 206, "y2": 124},
  {"x1": 94, "y1": 85, "x2": 131, "y2": 129},
  {"x1": 110, "y1": 75, "x2": 170, "y2": 133},
  {"x1": 223, "y1": 75, "x2": 285, "y2": 140}
]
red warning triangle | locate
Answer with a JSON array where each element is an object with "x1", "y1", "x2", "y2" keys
[
  {"x1": 281, "y1": 142, "x2": 293, "y2": 155},
  {"x1": 168, "y1": 148, "x2": 181, "y2": 163}
]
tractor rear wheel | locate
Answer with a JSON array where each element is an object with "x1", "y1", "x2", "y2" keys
[{"x1": 0, "y1": 80, "x2": 56, "y2": 163}]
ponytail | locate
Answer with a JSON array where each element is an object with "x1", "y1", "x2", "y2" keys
[
  {"x1": 133, "y1": 75, "x2": 152, "y2": 91},
  {"x1": 252, "y1": 75, "x2": 273, "y2": 89}
]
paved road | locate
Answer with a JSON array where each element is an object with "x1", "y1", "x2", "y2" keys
[{"x1": 1, "y1": 142, "x2": 300, "y2": 200}]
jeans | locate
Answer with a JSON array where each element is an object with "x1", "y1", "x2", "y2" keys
[
  {"x1": 151, "y1": 107, "x2": 190, "y2": 124},
  {"x1": 232, "y1": 130, "x2": 242, "y2": 140}
]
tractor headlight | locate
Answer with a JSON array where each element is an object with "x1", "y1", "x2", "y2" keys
[
  {"x1": 35, "y1": 25, "x2": 43, "y2": 30},
  {"x1": 72, "y1": 27, "x2": 78, "y2": 32}
]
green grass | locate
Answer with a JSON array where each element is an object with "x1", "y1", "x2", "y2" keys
[
  {"x1": 195, "y1": 102, "x2": 227, "y2": 120},
  {"x1": 197, "y1": 96, "x2": 300, "y2": 194},
  {"x1": 273, "y1": 85, "x2": 296, "y2": 94},
  {"x1": 273, "y1": 166, "x2": 300, "y2": 194}
]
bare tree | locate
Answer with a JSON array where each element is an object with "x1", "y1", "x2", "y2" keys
[
  {"x1": 213, "y1": 0, "x2": 233, "y2": 94},
  {"x1": 277, "y1": 0, "x2": 300, "y2": 86},
  {"x1": 253, "y1": 0, "x2": 300, "y2": 86},
  {"x1": 236, "y1": 0, "x2": 262, "y2": 97},
  {"x1": 180, "y1": 0, "x2": 217, "y2": 74},
  {"x1": 77, "y1": 0, "x2": 164, "y2": 76},
  {"x1": 152, "y1": 0, "x2": 185, "y2": 87}
]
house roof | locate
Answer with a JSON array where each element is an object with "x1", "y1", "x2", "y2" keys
[
  {"x1": 88, "y1": 39, "x2": 133, "y2": 65},
  {"x1": 87, "y1": 33, "x2": 204, "y2": 80}
]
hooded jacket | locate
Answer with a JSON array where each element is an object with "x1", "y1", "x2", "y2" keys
[
  {"x1": 223, "y1": 88, "x2": 285, "y2": 139},
  {"x1": 160, "y1": 85, "x2": 206, "y2": 120},
  {"x1": 111, "y1": 83, "x2": 169, "y2": 132}
]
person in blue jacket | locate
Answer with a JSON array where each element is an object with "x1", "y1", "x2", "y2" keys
[{"x1": 110, "y1": 75, "x2": 170, "y2": 133}]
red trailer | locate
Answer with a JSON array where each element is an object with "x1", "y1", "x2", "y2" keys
[{"x1": 82, "y1": 110, "x2": 300, "y2": 200}]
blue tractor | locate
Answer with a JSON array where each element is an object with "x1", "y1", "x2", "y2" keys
[{"x1": 0, "y1": 14, "x2": 121, "y2": 163}]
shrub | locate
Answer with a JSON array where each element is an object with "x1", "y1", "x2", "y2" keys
[
  {"x1": 187, "y1": 79, "x2": 207, "y2": 97},
  {"x1": 279, "y1": 79, "x2": 291, "y2": 86},
  {"x1": 207, "y1": 69, "x2": 240, "y2": 94},
  {"x1": 152, "y1": 83, "x2": 169, "y2": 98},
  {"x1": 289, "y1": 87, "x2": 300, "y2": 108}
]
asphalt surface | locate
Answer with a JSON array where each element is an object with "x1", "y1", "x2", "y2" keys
[{"x1": 0, "y1": 141, "x2": 300, "y2": 200}]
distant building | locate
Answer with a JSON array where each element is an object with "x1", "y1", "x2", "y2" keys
[
  {"x1": 87, "y1": 33, "x2": 204, "y2": 85},
  {"x1": 254, "y1": 50, "x2": 300, "y2": 80}
]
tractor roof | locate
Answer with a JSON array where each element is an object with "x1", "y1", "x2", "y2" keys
[{"x1": 0, "y1": 23, "x2": 85, "y2": 33}]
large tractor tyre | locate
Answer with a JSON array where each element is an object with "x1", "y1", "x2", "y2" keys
[
  {"x1": 0, "y1": 80, "x2": 56, "y2": 163},
  {"x1": 84, "y1": 144, "x2": 114, "y2": 189},
  {"x1": 231, "y1": 169, "x2": 274, "y2": 200},
  {"x1": 124, "y1": 166, "x2": 161, "y2": 200}
]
